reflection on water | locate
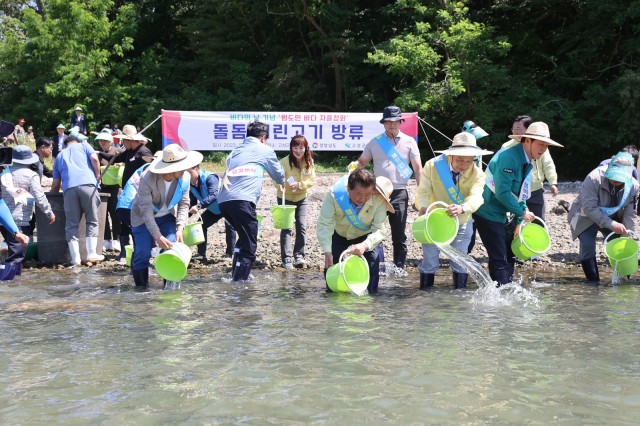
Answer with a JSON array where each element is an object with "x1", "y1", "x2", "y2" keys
[{"x1": 1, "y1": 268, "x2": 640, "y2": 424}]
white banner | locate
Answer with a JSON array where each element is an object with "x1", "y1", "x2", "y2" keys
[{"x1": 162, "y1": 110, "x2": 419, "y2": 151}]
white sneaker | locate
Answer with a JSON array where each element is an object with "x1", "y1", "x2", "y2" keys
[
  {"x1": 103, "y1": 240, "x2": 112, "y2": 251},
  {"x1": 111, "y1": 240, "x2": 121, "y2": 252}
]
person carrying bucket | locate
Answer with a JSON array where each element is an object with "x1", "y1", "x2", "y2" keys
[
  {"x1": 99, "y1": 124, "x2": 154, "y2": 264},
  {"x1": 317, "y1": 169, "x2": 394, "y2": 294},
  {"x1": 129, "y1": 144, "x2": 203, "y2": 288},
  {"x1": 356, "y1": 106, "x2": 422, "y2": 271},
  {"x1": 415, "y1": 132, "x2": 492, "y2": 289},
  {"x1": 568, "y1": 152, "x2": 639, "y2": 282},
  {"x1": 275, "y1": 134, "x2": 316, "y2": 269},
  {"x1": 187, "y1": 164, "x2": 236, "y2": 262},
  {"x1": 218, "y1": 121, "x2": 285, "y2": 282},
  {"x1": 473, "y1": 122, "x2": 563, "y2": 286}
]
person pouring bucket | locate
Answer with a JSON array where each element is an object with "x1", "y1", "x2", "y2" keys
[
  {"x1": 567, "y1": 151, "x2": 639, "y2": 283},
  {"x1": 130, "y1": 144, "x2": 203, "y2": 288},
  {"x1": 317, "y1": 168, "x2": 394, "y2": 295},
  {"x1": 415, "y1": 132, "x2": 493, "y2": 289}
]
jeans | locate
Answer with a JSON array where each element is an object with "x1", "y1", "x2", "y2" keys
[
  {"x1": 578, "y1": 223, "x2": 615, "y2": 261},
  {"x1": 277, "y1": 197, "x2": 308, "y2": 262},
  {"x1": 419, "y1": 220, "x2": 473, "y2": 274},
  {"x1": 388, "y1": 189, "x2": 408, "y2": 267},
  {"x1": 131, "y1": 214, "x2": 177, "y2": 271}
]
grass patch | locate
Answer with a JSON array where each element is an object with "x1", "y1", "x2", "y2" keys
[{"x1": 200, "y1": 151, "x2": 362, "y2": 174}]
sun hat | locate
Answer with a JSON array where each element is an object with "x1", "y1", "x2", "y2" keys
[
  {"x1": 604, "y1": 152, "x2": 634, "y2": 184},
  {"x1": 74, "y1": 106, "x2": 82, "y2": 111},
  {"x1": 148, "y1": 144, "x2": 203, "y2": 174},
  {"x1": 462, "y1": 120, "x2": 489, "y2": 139},
  {"x1": 114, "y1": 124, "x2": 149, "y2": 142},
  {"x1": 12, "y1": 145, "x2": 39, "y2": 165},
  {"x1": 509, "y1": 122, "x2": 563, "y2": 147},
  {"x1": 374, "y1": 176, "x2": 396, "y2": 213},
  {"x1": 95, "y1": 128, "x2": 114, "y2": 143},
  {"x1": 56, "y1": 123, "x2": 66, "y2": 130},
  {"x1": 68, "y1": 126, "x2": 88, "y2": 141},
  {"x1": 0, "y1": 119, "x2": 15, "y2": 138},
  {"x1": 379, "y1": 106, "x2": 404, "y2": 124},
  {"x1": 435, "y1": 132, "x2": 494, "y2": 157}
]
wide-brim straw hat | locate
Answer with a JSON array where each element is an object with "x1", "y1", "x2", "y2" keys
[
  {"x1": 114, "y1": 124, "x2": 149, "y2": 142},
  {"x1": 435, "y1": 132, "x2": 493, "y2": 157},
  {"x1": 375, "y1": 176, "x2": 396, "y2": 214},
  {"x1": 95, "y1": 128, "x2": 114, "y2": 143},
  {"x1": 509, "y1": 121, "x2": 563, "y2": 147},
  {"x1": 148, "y1": 144, "x2": 203, "y2": 174}
]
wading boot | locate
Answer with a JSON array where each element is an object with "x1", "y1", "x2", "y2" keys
[
  {"x1": 580, "y1": 257, "x2": 600, "y2": 283},
  {"x1": 132, "y1": 268, "x2": 149, "y2": 287},
  {"x1": 452, "y1": 271, "x2": 468, "y2": 289},
  {"x1": 419, "y1": 273, "x2": 435, "y2": 290}
]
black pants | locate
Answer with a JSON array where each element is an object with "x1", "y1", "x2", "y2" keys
[
  {"x1": 219, "y1": 200, "x2": 258, "y2": 264},
  {"x1": 102, "y1": 185, "x2": 120, "y2": 240},
  {"x1": 328, "y1": 232, "x2": 380, "y2": 294},
  {"x1": 0, "y1": 225, "x2": 31, "y2": 264},
  {"x1": 388, "y1": 189, "x2": 408, "y2": 267},
  {"x1": 473, "y1": 214, "x2": 514, "y2": 285}
]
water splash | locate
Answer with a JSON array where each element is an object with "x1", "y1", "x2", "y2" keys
[{"x1": 437, "y1": 243, "x2": 493, "y2": 287}]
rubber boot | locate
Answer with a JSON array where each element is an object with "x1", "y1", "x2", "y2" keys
[
  {"x1": 117, "y1": 235, "x2": 129, "y2": 259},
  {"x1": 132, "y1": 268, "x2": 149, "y2": 287},
  {"x1": 580, "y1": 257, "x2": 600, "y2": 283},
  {"x1": 453, "y1": 271, "x2": 468, "y2": 289},
  {"x1": 494, "y1": 268, "x2": 511, "y2": 287},
  {"x1": 67, "y1": 240, "x2": 81, "y2": 266},
  {"x1": 230, "y1": 248, "x2": 240, "y2": 276},
  {"x1": 419, "y1": 273, "x2": 435, "y2": 290},
  {"x1": 232, "y1": 261, "x2": 253, "y2": 282},
  {"x1": 86, "y1": 237, "x2": 104, "y2": 262}
]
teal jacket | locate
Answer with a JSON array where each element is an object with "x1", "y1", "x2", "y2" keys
[{"x1": 475, "y1": 144, "x2": 533, "y2": 223}]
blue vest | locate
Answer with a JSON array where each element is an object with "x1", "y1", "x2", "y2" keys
[
  {"x1": 190, "y1": 170, "x2": 221, "y2": 215},
  {"x1": 116, "y1": 163, "x2": 151, "y2": 210},
  {"x1": 153, "y1": 175, "x2": 190, "y2": 214}
]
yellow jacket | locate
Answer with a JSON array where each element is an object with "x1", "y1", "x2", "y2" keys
[
  {"x1": 502, "y1": 139, "x2": 557, "y2": 191},
  {"x1": 317, "y1": 186, "x2": 389, "y2": 253},
  {"x1": 275, "y1": 155, "x2": 317, "y2": 202},
  {"x1": 415, "y1": 155, "x2": 486, "y2": 224}
]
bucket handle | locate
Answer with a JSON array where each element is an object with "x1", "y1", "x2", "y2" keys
[
  {"x1": 189, "y1": 208, "x2": 206, "y2": 225},
  {"x1": 425, "y1": 201, "x2": 450, "y2": 214},
  {"x1": 338, "y1": 249, "x2": 370, "y2": 295},
  {"x1": 518, "y1": 215, "x2": 547, "y2": 244}
]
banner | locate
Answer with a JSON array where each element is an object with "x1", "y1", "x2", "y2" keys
[{"x1": 161, "y1": 110, "x2": 418, "y2": 151}]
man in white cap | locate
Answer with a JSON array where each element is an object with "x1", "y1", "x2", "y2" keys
[
  {"x1": 568, "y1": 152, "x2": 639, "y2": 282},
  {"x1": 473, "y1": 122, "x2": 563, "y2": 286},
  {"x1": 70, "y1": 106, "x2": 87, "y2": 135},
  {"x1": 357, "y1": 105, "x2": 422, "y2": 270},
  {"x1": 52, "y1": 124, "x2": 67, "y2": 158},
  {"x1": 130, "y1": 144, "x2": 203, "y2": 288},
  {"x1": 317, "y1": 168, "x2": 393, "y2": 294},
  {"x1": 415, "y1": 132, "x2": 492, "y2": 289}
]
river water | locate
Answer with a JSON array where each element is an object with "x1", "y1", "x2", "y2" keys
[{"x1": 1, "y1": 267, "x2": 639, "y2": 424}]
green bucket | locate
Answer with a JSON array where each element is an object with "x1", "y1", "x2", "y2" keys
[
  {"x1": 271, "y1": 205, "x2": 296, "y2": 229},
  {"x1": 155, "y1": 242, "x2": 192, "y2": 282},
  {"x1": 511, "y1": 217, "x2": 551, "y2": 260},
  {"x1": 125, "y1": 245, "x2": 133, "y2": 267},
  {"x1": 101, "y1": 165, "x2": 124, "y2": 186},
  {"x1": 182, "y1": 222, "x2": 205, "y2": 246},
  {"x1": 325, "y1": 251, "x2": 369, "y2": 296},
  {"x1": 25, "y1": 242, "x2": 38, "y2": 261},
  {"x1": 604, "y1": 232, "x2": 638, "y2": 276},
  {"x1": 412, "y1": 201, "x2": 458, "y2": 244}
]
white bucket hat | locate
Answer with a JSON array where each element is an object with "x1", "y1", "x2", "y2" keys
[
  {"x1": 375, "y1": 176, "x2": 396, "y2": 214},
  {"x1": 509, "y1": 121, "x2": 563, "y2": 147},
  {"x1": 148, "y1": 144, "x2": 203, "y2": 174},
  {"x1": 435, "y1": 132, "x2": 493, "y2": 157},
  {"x1": 114, "y1": 124, "x2": 149, "y2": 142}
]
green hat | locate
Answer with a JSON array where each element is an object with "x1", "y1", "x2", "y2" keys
[{"x1": 604, "y1": 152, "x2": 634, "y2": 183}]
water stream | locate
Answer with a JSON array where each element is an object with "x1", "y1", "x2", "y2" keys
[{"x1": 1, "y1": 268, "x2": 639, "y2": 424}]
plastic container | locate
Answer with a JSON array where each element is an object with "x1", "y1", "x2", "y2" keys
[
  {"x1": 182, "y1": 222, "x2": 205, "y2": 246},
  {"x1": 604, "y1": 232, "x2": 638, "y2": 276},
  {"x1": 125, "y1": 245, "x2": 133, "y2": 267},
  {"x1": 511, "y1": 217, "x2": 551, "y2": 260},
  {"x1": 271, "y1": 205, "x2": 296, "y2": 230},
  {"x1": 412, "y1": 201, "x2": 458, "y2": 245},
  {"x1": 325, "y1": 251, "x2": 369, "y2": 296},
  {"x1": 155, "y1": 242, "x2": 192, "y2": 282},
  {"x1": 101, "y1": 165, "x2": 124, "y2": 186}
]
